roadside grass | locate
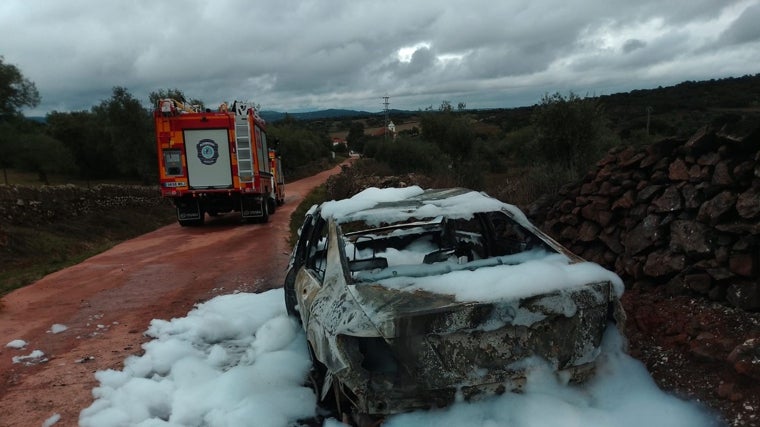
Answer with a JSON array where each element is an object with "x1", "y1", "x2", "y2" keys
[
  {"x1": 0, "y1": 204, "x2": 175, "y2": 297},
  {"x1": 288, "y1": 184, "x2": 328, "y2": 247},
  {"x1": 285, "y1": 156, "x2": 352, "y2": 247}
]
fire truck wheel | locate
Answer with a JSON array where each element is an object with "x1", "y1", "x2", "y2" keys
[
  {"x1": 267, "y1": 198, "x2": 276, "y2": 215},
  {"x1": 258, "y1": 200, "x2": 269, "y2": 224}
]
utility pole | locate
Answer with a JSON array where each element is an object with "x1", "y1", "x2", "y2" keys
[
  {"x1": 382, "y1": 95, "x2": 390, "y2": 142},
  {"x1": 646, "y1": 106, "x2": 653, "y2": 136}
]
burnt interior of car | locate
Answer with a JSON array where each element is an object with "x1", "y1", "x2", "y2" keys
[
  {"x1": 348, "y1": 256, "x2": 389, "y2": 272},
  {"x1": 340, "y1": 211, "x2": 555, "y2": 281}
]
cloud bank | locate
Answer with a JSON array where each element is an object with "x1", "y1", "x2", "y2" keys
[{"x1": 1, "y1": 0, "x2": 758, "y2": 115}]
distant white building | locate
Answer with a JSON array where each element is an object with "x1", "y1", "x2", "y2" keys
[{"x1": 388, "y1": 121, "x2": 397, "y2": 140}]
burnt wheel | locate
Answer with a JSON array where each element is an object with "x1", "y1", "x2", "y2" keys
[{"x1": 283, "y1": 268, "x2": 300, "y2": 320}]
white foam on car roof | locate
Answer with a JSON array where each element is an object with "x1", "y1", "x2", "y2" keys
[{"x1": 326, "y1": 187, "x2": 624, "y2": 299}]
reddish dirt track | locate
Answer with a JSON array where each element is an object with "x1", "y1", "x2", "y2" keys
[{"x1": 0, "y1": 163, "x2": 347, "y2": 427}]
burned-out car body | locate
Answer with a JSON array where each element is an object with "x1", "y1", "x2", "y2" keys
[{"x1": 284, "y1": 187, "x2": 625, "y2": 417}]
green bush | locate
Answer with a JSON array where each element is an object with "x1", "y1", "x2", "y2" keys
[
  {"x1": 363, "y1": 136, "x2": 448, "y2": 176},
  {"x1": 528, "y1": 92, "x2": 617, "y2": 177}
]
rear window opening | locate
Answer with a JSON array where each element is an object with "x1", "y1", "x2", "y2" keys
[{"x1": 340, "y1": 212, "x2": 554, "y2": 280}]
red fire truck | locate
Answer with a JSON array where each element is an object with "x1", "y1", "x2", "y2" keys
[{"x1": 154, "y1": 99, "x2": 282, "y2": 226}]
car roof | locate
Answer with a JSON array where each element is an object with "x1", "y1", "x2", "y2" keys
[
  {"x1": 318, "y1": 187, "x2": 532, "y2": 227},
  {"x1": 315, "y1": 186, "x2": 584, "y2": 263}
]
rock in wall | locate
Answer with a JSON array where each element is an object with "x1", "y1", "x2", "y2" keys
[{"x1": 527, "y1": 119, "x2": 760, "y2": 311}]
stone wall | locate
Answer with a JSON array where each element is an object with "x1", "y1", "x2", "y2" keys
[
  {"x1": 0, "y1": 184, "x2": 169, "y2": 226},
  {"x1": 527, "y1": 119, "x2": 760, "y2": 311}
]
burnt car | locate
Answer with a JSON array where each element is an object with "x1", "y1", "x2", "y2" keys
[{"x1": 284, "y1": 187, "x2": 625, "y2": 419}]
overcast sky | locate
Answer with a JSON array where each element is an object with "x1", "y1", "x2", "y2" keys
[{"x1": 2, "y1": 0, "x2": 759, "y2": 116}]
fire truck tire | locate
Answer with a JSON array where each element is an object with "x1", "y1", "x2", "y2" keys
[
  {"x1": 267, "y1": 198, "x2": 276, "y2": 215},
  {"x1": 258, "y1": 200, "x2": 269, "y2": 224}
]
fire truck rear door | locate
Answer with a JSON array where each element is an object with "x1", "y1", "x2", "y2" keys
[{"x1": 183, "y1": 129, "x2": 233, "y2": 189}]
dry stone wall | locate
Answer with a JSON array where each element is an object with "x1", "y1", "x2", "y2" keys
[
  {"x1": 527, "y1": 119, "x2": 760, "y2": 311},
  {"x1": 0, "y1": 184, "x2": 169, "y2": 226}
]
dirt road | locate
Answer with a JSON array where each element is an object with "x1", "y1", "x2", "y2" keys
[{"x1": 0, "y1": 163, "x2": 346, "y2": 427}]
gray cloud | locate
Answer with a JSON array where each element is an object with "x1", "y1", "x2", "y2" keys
[
  {"x1": 0, "y1": 0, "x2": 758, "y2": 115},
  {"x1": 622, "y1": 39, "x2": 646, "y2": 54},
  {"x1": 716, "y1": 3, "x2": 760, "y2": 47}
]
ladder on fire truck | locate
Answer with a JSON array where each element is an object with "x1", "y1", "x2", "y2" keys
[{"x1": 234, "y1": 102, "x2": 254, "y2": 183}]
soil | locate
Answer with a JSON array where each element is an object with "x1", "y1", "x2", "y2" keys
[
  {"x1": 1, "y1": 164, "x2": 758, "y2": 426},
  {"x1": 622, "y1": 287, "x2": 760, "y2": 426}
]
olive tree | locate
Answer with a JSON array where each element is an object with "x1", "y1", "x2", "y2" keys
[
  {"x1": 0, "y1": 57, "x2": 42, "y2": 182},
  {"x1": 420, "y1": 101, "x2": 480, "y2": 187},
  {"x1": 93, "y1": 87, "x2": 155, "y2": 182},
  {"x1": 529, "y1": 91, "x2": 614, "y2": 174},
  {"x1": 15, "y1": 133, "x2": 75, "y2": 184},
  {"x1": 0, "y1": 56, "x2": 40, "y2": 119},
  {"x1": 47, "y1": 110, "x2": 110, "y2": 184}
]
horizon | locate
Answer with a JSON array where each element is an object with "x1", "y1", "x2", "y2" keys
[{"x1": 21, "y1": 73, "x2": 757, "y2": 120}]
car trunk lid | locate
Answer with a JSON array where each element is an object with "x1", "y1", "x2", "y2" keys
[{"x1": 349, "y1": 280, "x2": 616, "y2": 387}]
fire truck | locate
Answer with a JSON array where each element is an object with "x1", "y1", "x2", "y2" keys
[{"x1": 154, "y1": 99, "x2": 283, "y2": 226}]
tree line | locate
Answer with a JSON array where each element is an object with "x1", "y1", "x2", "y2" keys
[
  {"x1": 347, "y1": 93, "x2": 615, "y2": 204},
  {"x1": 343, "y1": 74, "x2": 760, "y2": 205},
  {"x1": 0, "y1": 57, "x2": 335, "y2": 186}
]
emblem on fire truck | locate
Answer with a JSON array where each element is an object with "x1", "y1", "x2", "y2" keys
[{"x1": 197, "y1": 139, "x2": 219, "y2": 165}]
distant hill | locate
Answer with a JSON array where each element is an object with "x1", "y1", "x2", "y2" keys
[
  {"x1": 597, "y1": 74, "x2": 760, "y2": 138},
  {"x1": 260, "y1": 109, "x2": 375, "y2": 122},
  {"x1": 259, "y1": 108, "x2": 420, "y2": 122}
]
